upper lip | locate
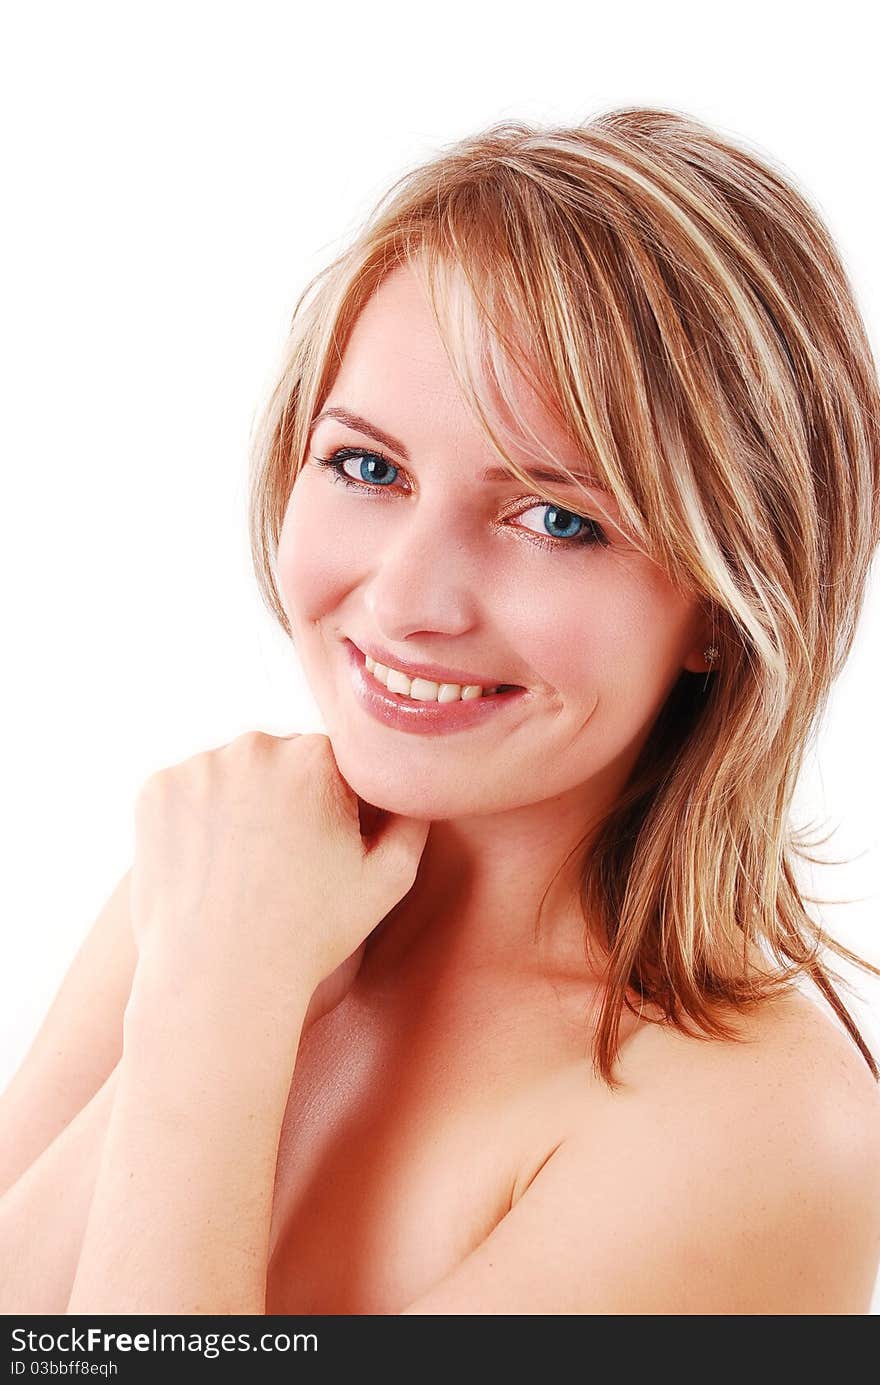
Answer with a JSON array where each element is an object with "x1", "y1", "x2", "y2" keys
[{"x1": 348, "y1": 639, "x2": 521, "y2": 689}]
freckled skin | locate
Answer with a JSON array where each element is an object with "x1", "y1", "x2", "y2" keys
[{"x1": 275, "y1": 261, "x2": 712, "y2": 975}]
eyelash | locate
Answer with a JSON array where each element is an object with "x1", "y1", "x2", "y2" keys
[{"x1": 309, "y1": 448, "x2": 610, "y2": 552}]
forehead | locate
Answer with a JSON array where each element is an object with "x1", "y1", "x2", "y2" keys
[{"x1": 325, "y1": 262, "x2": 577, "y2": 465}]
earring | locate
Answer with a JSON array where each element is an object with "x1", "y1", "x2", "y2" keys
[{"x1": 701, "y1": 644, "x2": 719, "y2": 693}]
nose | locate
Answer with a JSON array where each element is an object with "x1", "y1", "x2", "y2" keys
[{"x1": 363, "y1": 502, "x2": 481, "y2": 643}]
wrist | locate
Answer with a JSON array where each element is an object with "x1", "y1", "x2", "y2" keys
[{"x1": 125, "y1": 941, "x2": 314, "y2": 1063}]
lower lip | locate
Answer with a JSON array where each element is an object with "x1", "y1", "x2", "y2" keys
[{"x1": 344, "y1": 640, "x2": 527, "y2": 737}]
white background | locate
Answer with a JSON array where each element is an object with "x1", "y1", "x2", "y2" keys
[{"x1": 1, "y1": 0, "x2": 878, "y2": 1312}]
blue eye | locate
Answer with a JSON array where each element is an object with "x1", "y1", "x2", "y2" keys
[
  {"x1": 515, "y1": 502, "x2": 608, "y2": 549},
  {"x1": 309, "y1": 447, "x2": 609, "y2": 551},
  {"x1": 313, "y1": 447, "x2": 399, "y2": 486}
]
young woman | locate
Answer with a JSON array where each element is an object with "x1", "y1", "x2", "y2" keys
[{"x1": 2, "y1": 106, "x2": 880, "y2": 1316}]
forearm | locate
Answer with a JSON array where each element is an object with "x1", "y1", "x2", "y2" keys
[
  {"x1": 66, "y1": 951, "x2": 312, "y2": 1315},
  {"x1": 0, "y1": 1068, "x2": 120, "y2": 1314}
]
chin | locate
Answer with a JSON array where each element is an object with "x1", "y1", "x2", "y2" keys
[
  {"x1": 325, "y1": 737, "x2": 488, "y2": 821},
  {"x1": 324, "y1": 736, "x2": 526, "y2": 819}
]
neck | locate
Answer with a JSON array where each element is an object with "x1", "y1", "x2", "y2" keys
[{"x1": 361, "y1": 788, "x2": 612, "y2": 993}]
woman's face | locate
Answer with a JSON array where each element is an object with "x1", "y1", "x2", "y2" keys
[{"x1": 276, "y1": 262, "x2": 710, "y2": 820}]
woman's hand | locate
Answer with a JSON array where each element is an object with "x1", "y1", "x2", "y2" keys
[{"x1": 129, "y1": 731, "x2": 429, "y2": 1005}]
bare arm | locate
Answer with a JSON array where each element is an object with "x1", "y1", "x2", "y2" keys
[
  {"x1": 0, "y1": 881, "x2": 355, "y2": 1316},
  {"x1": 0, "y1": 867, "x2": 137, "y2": 1197},
  {"x1": 65, "y1": 949, "x2": 314, "y2": 1315},
  {"x1": 0, "y1": 1065, "x2": 120, "y2": 1314}
]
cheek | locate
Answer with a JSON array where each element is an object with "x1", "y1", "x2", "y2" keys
[
  {"x1": 518, "y1": 561, "x2": 695, "y2": 712},
  {"x1": 503, "y1": 566, "x2": 628, "y2": 684},
  {"x1": 276, "y1": 480, "x2": 358, "y2": 628}
]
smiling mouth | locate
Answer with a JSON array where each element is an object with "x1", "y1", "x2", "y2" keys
[
  {"x1": 365, "y1": 656, "x2": 523, "y2": 709},
  {"x1": 343, "y1": 639, "x2": 527, "y2": 733},
  {"x1": 345, "y1": 636, "x2": 524, "y2": 702},
  {"x1": 363, "y1": 652, "x2": 518, "y2": 703}
]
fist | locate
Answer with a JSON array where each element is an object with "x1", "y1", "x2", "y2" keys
[{"x1": 129, "y1": 731, "x2": 429, "y2": 1003}]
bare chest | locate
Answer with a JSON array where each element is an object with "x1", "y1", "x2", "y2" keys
[{"x1": 264, "y1": 986, "x2": 607, "y2": 1315}]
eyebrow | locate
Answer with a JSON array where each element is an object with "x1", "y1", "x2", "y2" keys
[{"x1": 310, "y1": 406, "x2": 611, "y2": 495}]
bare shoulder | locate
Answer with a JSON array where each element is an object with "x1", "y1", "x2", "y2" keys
[
  {"x1": 587, "y1": 986, "x2": 880, "y2": 1309},
  {"x1": 403, "y1": 986, "x2": 880, "y2": 1312},
  {"x1": 659, "y1": 984, "x2": 874, "y2": 1101},
  {"x1": 614, "y1": 985, "x2": 880, "y2": 1167}
]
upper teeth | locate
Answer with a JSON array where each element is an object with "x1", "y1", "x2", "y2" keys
[{"x1": 365, "y1": 654, "x2": 496, "y2": 702}]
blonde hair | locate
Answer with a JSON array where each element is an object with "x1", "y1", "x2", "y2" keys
[{"x1": 248, "y1": 105, "x2": 880, "y2": 1089}]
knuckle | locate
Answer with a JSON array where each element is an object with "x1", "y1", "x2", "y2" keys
[
  {"x1": 297, "y1": 735, "x2": 336, "y2": 781},
  {"x1": 229, "y1": 729, "x2": 270, "y2": 754},
  {"x1": 298, "y1": 732, "x2": 334, "y2": 759},
  {"x1": 134, "y1": 767, "x2": 171, "y2": 819},
  {"x1": 298, "y1": 736, "x2": 355, "y2": 810},
  {"x1": 138, "y1": 767, "x2": 169, "y2": 800},
  {"x1": 312, "y1": 738, "x2": 342, "y2": 779}
]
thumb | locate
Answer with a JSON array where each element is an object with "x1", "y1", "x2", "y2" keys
[{"x1": 364, "y1": 810, "x2": 431, "y2": 881}]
